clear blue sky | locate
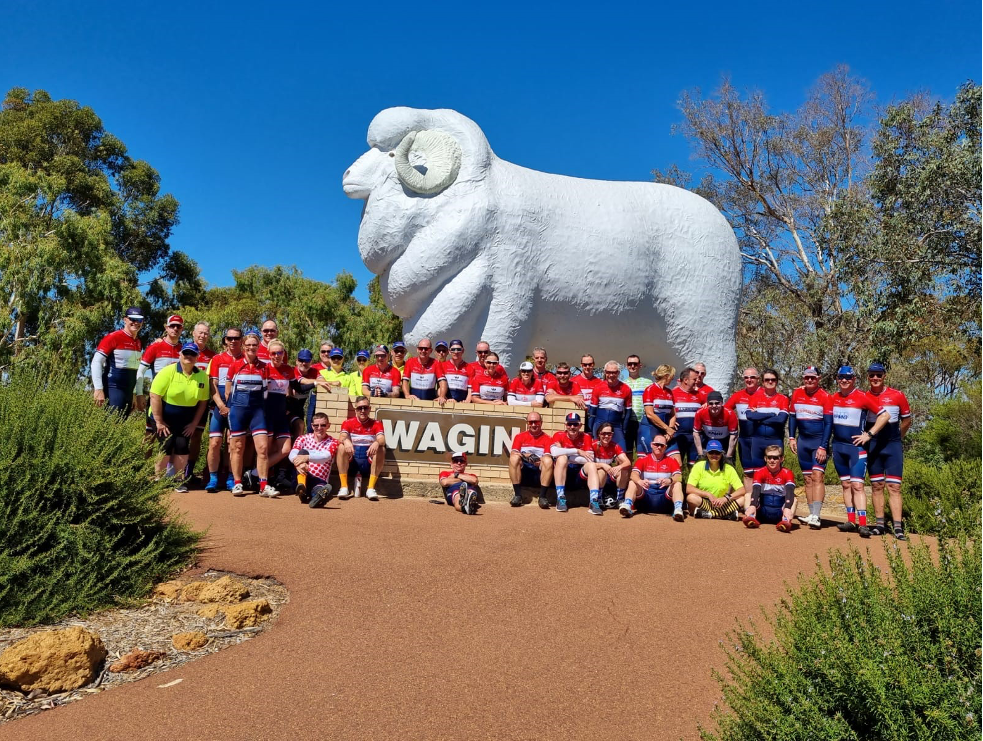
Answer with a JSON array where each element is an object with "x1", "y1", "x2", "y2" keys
[{"x1": 3, "y1": 0, "x2": 979, "y2": 302}]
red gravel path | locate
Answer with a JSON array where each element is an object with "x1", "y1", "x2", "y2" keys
[{"x1": 2, "y1": 493, "x2": 879, "y2": 741}]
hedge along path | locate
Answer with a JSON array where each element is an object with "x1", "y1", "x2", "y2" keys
[{"x1": 3, "y1": 493, "x2": 899, "y2": 741}]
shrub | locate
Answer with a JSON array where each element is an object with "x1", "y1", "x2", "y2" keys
[
  {"x1": 902, "y1": 458, "x2": 982, "y2": 538},
  {"x1": 0, "y1": 373, "x2": 201, "y2": 627},
  {"x1": 701, "y1": 534, "x2": 982, "y2": 741}
]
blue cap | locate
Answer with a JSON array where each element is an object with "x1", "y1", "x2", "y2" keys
[
  {"x1": 180, "y1": 341, "x2": 200, "y2": 355},
  {"x1": 837, "y1": 366, "x2": 855, "y2": 377},
  {"x1": 392, "y1": 341, "x2": 406, "y2": 349},
  {"x1": 124, "y1": 306, "x2": 144, "y2": 321},
  {"x1": 868, "y1": 362, "x2": 886, "y2": 373},
  {"x1": 297, "y1": 349, "x2": 313, "y2": 362},
  {"x1": 329, "y1": 347, "x2": 344, "y2": 358},
  {"x1": 706, "y1": 440, "x2": 724, "y2": 453},
  {"x1": 356, "y1": 349, "x2": 370, "y2": 360},
  {"x1": 435, "y1": 339, "x2": 449, "y2": 349},
  {"x1": 565, "y1": 412, "x2": 582, "y2": 424},
  {"x1": 449, "y1": 339, "x2": 465, "y2": 349}
]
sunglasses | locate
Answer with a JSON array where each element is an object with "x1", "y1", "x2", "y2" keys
[
  {"x1": 355, "y1": 405, "x2": 370, "y2": 411},
  {"x1": 270, "y1": 350, "x2": 285, "y2": 356},
  {"x1": 743, "y1": 375, "x2": 758, "y2": 380},
  {"x1": 450, "y1": 348, "x2": 464, "y2": 352},
  {"x1": 374, "y1": 354, "x2": 388, "y2": 359},
  {"x1": 803, "y1": 375, "x2": 819, "y2": 380},
  {"x1": 697, "y1": 371, "x2": 706, "y2": 377},
  {"x1": 556, "y1": 371, "x2": 570, "y2": 376},
  {"x1": 581, "y1": 362, "x2": 594, "y2": 367},
  {"x1": 868, "y1": 373, "x2": 884, "y2": 378},
  {"x1": 477, "y1": 350, "x2": 490, "y2": 355},
  {"x1": 707, "y1": 450, "x2": 723, "y2": 455},
  {"x1": 763, "y1": 378, "x2": 778, "y2": 383},
  {"x1": 168, "y1": 323, "x2": 183, "y2": 329},
  {"x1": 261, "y1": 329, "x2": 277, "y2": 334},
  {"x1": 226, "y1": 336, "x2": 242, "y2": 342},
  {"x1": 707, "y1": 402, "x2": 722, "y2": 407},
  {"x1": 651, "y1": 442, "x2": 667, "y2": 448},
  {"x1": 527, "y1": 420, "x2": 541, "y2": 425},
  {"x1": 838, "y1": 375, "x2": 854, "y2": 380},
  {"x1": 244, "y1": 344, "x2": 259, "y2": 349},
  {"x1": 765, "y1": 455, "x2": 782, "y2": 461},
  {"x1": 331, "y1": 355, "x2": 344, "y2": 360},
  {"x1": 393, "y1": 347, "x2": 407, "y2": 352},
  {"x1": 486, "y1": 360, "x2": 499, "y2": 365},
  {"x1": 320, "y1": 350, "x2": 332, "y2": 354},
  {"x1": 417, "y1": 346, "x2": 431, "y2": 351},
  {"x1": 127, "y1": 317, "x2": 144, "y2": 324},
  {"x1": 566, "y1": 422, "x2": 581, "y2": 427}
]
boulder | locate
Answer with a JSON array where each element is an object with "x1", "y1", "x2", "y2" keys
[
  {"x1": 153, "y1": 581, "x2": 184, "y2": 601},
  {"x1": 197, "y1": 576, "x2": 249, "y2": 604},
  {"x1": 224, "y1": 599, "x2": 272, "y2": 629},
  {"x1": 172, "y1": 632, "x2": 209, "y2": 651},
  {"x1": 108, "y1": 649, "x2": 166, "y2": 673},
  {"x1": 196, "y1": 604, "x2": 225, "y2": 619},
  {"x1": 0, "y1": 627, "x2": 106, "y2": 693},
  {"x1": 179, "y1": 581, "x2": 209, "y2": 602}
]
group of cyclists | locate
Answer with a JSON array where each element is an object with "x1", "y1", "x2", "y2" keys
[{"x1": 91, "y1": 309, "x2": 910, "y2": 539}]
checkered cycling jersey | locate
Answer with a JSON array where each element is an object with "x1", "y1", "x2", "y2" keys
[
  {"x1": 642, "y1": 383, "x2": 675, "y2": 425},
  {"x1": 94, "y1": 329, "x2": 143, "y2": 392},
  {"x1": 693, "y1": 407, "x2": 738, "y2": 441},
  {"x1": 291, "y1": 433, "x2": 339, "y2": 481},
  {"x1": 507, "y1": 377, "x2": 546, "y2": 405},
  {"x1": 573, "y1": 375, "x2": 600, "y2": 405},
  {"x1": 632, "y1": 454, "x2": 681, "y2": 486},
  {"x1": 789, "y1": 387, "x2": 832, "y2": 440},
  {"x1": 471, "y1": 369, "x2": 509, "y2": 401},
  {"x1": 828, "y1": 388, "x2": 883, "y2": 445},
  {"x1": 403, "y1": 356, "x2": 445, "y2": 394},
  {"x1": 511, "y1": 431, "x2": 551, "y2": 458},
  {"x1": 671, "y1": 386, "x2": 703, "y2": 435},
  {"x1": 341, "y1": 416, "x2": 384, "y2": 449},
  {"x1": 725, "y1": 388, "x2": 759, "y2": 437},
  {"x1": 362, "y1": 364, "x2": 402, "y2": 396},
  {"x1": 866, "y1": 386, "x2": 911, "y2": 442},
  {"x1": 208, "y1": 351, "x2": 244, "y2": 403},
  {"x1": 593, "y1": 441, "x2": 626, "y2": 465}
]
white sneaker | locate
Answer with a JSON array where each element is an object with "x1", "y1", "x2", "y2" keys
[
  {"x1": 806, "y1": 513, "x2": 821, "y2": 529},
  {"x1": 337, "y1": 487, "x2": 352, "y2": 500},
  {"x1": 231, "y1": 483, "x2": 246, "y2": 497},
  {"x1": 353, "y1": 474, "x2": 363, "y2": 498},
  {"x1": 365, "y1": 488, "x2": 379, "y2": 501},
  {"x1": 260, "y1": 485, "x2": 280, "y2": 499},
  {"x1": 797, "y1": 515, "x2": 811, "y2": 525}
]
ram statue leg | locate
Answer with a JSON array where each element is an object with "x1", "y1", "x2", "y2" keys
[
  {"x1": 401, "y1": 254, "x2": 493, "y2": 344},
  {"x1": 479, "y1": 293, "x2": 534, "y2": 374}
]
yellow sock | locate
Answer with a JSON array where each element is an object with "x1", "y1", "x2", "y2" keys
[
  {"x1": 297, "y1": 472, "x2": 307, "y2": 487},
  {"x1": 339, "y1": 474, "x2": 348, "y2": 488},
  {"x1": 368, "y1": 475, "x2": 378, "y2": 489}
]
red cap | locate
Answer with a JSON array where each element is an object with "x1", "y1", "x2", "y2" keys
[
  {"x1": 167, "y1": 314, "x2": 184, "y2": 326},
  {"x1": 451, "y1": 452, "x2": 468, "y2": 463}
]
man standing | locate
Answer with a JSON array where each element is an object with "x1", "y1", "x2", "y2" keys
[
  {"x1": 468, "y1": 341, "x2": 492, "y2": 376},
  {"x1": 257, "y1": 319, "x2": 278, "y2": 363},
  {"x1": 362, "y1": 344, "x2": 403, "y2": 398},
  {"x1": 828, "y1": 366, "x2": 891, "y2": 536},
  {"x1": 509, "y1": 411, "x2": 555, "y2": 508},
  {"x1": 692, "y1": 390, "x2": 738, "y2": 460},
  {"x1": 725, "y1": 367, "x2": 762, "y2": 493},
  {"x1": 531, "y1": 347, "x2": 555, "y2": 384},
  {"x1": 670, "y1": 367, "x2": 703, "y2": 466},
  {"x1": 337, "y1": 396, "x2": 387, "y2": 501},
  {"x1": 789, "y1": 366, "x2": 832, "y2": 529},
  {"x1": 438, "y1": 339, "x2": 474, "y2": 404},
  {"x1": 744, "y1": 369, "x2": 789, "y2": 481},
  {"x1": 693, "y1": 361, "x2": 715, "y2": 404},
  {"x1": 135, "y1": 314, "x2": 184, "y2": 407},
  {"x1": 574, "y1": 355, "x2": 601, "y2": 407},
  {"x1": 402, "y1": 338, "x2": 447, "y2": 402},
  {"x1": 204, "y1": 328, "x2": 245, "y2": 493},
  {"x1": 865, "y1": 362, "x2": 911, "y2": 540},
  {"x1": 590, "y1": 361, "x2": 632, "y2": 453},
  {"x1": 390, "y1": 340, "x2": 408, "y2": 377},
  {"x1": 544, "y1": 362, "x2": 586, "y2": 410},
  {"x1": 91, "y1": 306, "x2": 145, "y2": 415},
  {"x1": 623, "y1": 354, "x2": 652, "y2": 458}
]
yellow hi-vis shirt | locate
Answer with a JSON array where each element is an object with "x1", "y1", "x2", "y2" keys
[
  {"x1": 686, "y1": 462, "x2": 744, "y2": 498},
  {"x1": 149, "y1": 363, "x2": 210, "y2": 408}
]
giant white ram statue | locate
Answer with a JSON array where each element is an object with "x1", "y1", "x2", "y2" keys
[{"x1": 343, "y1": 107, "x2": 742, "y2": 391}]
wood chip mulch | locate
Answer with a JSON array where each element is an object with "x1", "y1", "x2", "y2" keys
[{"x1": 0, "y1": 570, "x2": 287, "y2": 724}]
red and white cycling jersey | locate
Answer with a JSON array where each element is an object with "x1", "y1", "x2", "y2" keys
[
  {"x1": 693, "y1": 407, "x2": 738, "y2": 440},
  {"x1": 471, "y1": 369, "x2": 509, "y2": 401},
  {"x1": 439, "y1": 360, "x2": 473, "y2": 393},
  {"x1": 671, "y1": 386, "x2": 703, "y2": 433},
  {"x1": 208, "y1": 351, "x2": 244, "y2": 403},
  {"x1": 642, "y1": 383, "x2": 675, "y2": 424},
  {"x1": 257, "y1": 343, "x2": 272, "y2": 364},
  {"x1": 544, "y1": 377, "x2": 583, "y2": 401},
  {"x1": 828, "y1": 388, "x2": 883, "y2": 444},
  {"x1": 550, "y1": 431, "x2": 594, "y2": 461},
  {"x1": 725, "y1": 388, "x2": 760, "y2": 434},
  {"x1": 291, "y1": 433, "x2": 340, "y2": 481},
  {"x1": 507, "y1": 376, "x2": 545, "y2": 405},
  {"x1": 94, "y1": 329, "x2": 143, "y2": 389},
  {"x1": 341, "y1": 416, "x2": 385, "y2": 448},
  {"x1": 267, "y1": 362, "x2": 298, "y2": 397},
  {"x1": 695, "y1": 383, "x2": 715, "y2": 404},
  {"x1": 362, "y1": 364, "x2": 402, "y2": 396},
  {"x1": 573, "y1": 375, "x2": 600, "y2": 405},
  {"x1": 753, "y1": 467, "x2": 796, "y2": 497},
  {"x1": 226, "y1": 357, "x2": 270, "y2": 405},
  {"x1": 593, "y1": 441, "x2": 626, "y2": 465},
  {"x1": 867, "y1": 386, "x2": 911, "y2": 442},
  {"x1": 790, "y1": 387, "x2": 831, "y2": 438},
  {"x1": 194, "y1": 347, "x2": 216, "y2": 374},
  {"x1": 511, "y1": 430, "x2": 551, "y2": 458},
  {"x1": 139, "y1": 338, "x2": 182, "y2": 376},
  {"x1": 403, "y1": 356, "x2": 444, "y2": 393},
  {"x1": 632, "y1": 454, "x2": 681, "y2": 486},
  {"x1": 594, "y1": 381, "x2": 632, "y2": 413}
]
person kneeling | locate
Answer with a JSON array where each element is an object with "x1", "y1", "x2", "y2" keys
[
  {"x1": 439, "y1": 453, "x2": 480, "y2": 515},
  {"x1": 288, "y1": 412, "x2": 339, "y2": 509},
  {"x1": 685, "y1": 440, "x2": 746, "y2": 520},
  {"x1": 743, "y1": 444, "x2": 797, "y2": 532},
  {"x1": 620, "y1": 435, "x2": 684, "y2": 520}
]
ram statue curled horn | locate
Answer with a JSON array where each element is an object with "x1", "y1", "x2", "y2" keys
[{"x1": 342, "y1": 107, "x2": 742, "y2": 391}]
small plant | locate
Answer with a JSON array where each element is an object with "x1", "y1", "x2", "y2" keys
[{"x1": 0, "y1": 373, "x2": 201, "y2": 627}]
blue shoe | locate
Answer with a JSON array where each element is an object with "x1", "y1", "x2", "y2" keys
[
  {"x1": 619, "y1": 499, "x2": 634, "y2": 518},
  {"x1": 556, "y1": 494, "x2": 568, "y2": 513},
  {"x1": 589, "y1": 499, "x2": 603, "y2": 516},
  {"x1": 309, "y1": 484, "x2": 334, "y2": 509},
  {"x1": 205, "y1": 475, "x2": 220, "y2": 493},
  {"x1": 225, "y1": 475, "x2": 235, "y2": 491}
]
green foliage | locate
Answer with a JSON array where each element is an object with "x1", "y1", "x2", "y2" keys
[
  {"x1": 702, "y1": 535, "x2": 982, "y2": 741},
  {"x1": 907, "y1": 381, "x2": 982, "y2": 465},
  {"x1": 900, "y1": 458, "x2": 982, "y2": 539},
  {"x1": 0, "y1": 373, "x2": 201, "y2": 627},
  {"x1": 0, "y1": 87, "x2": 200, "y2": 378}
]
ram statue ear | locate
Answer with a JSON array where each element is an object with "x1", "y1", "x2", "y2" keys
[{"x1": 393, "y1": 130, "x2": 463, "y2": 195}]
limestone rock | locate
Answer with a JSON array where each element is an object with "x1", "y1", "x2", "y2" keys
[
  {"x1": 224, "y1": 599, "x2": 272, "y2": 629},
  {"x1": 179, "y1": 581, "x2": 209, "y2": 602},
  {"x1": 197, "y1": 576, "x2": 249, "y2": 604},
  {"x1": 108, "y1": 649, "x2": 166, "y2": 673},
  {"x1": 172, "y1": 632, "x2": 209, "y2": 651},
  {"x1": 196, "y1": 604, "x2": 225, "y2": 619},
  {"x1": 153, "y1": 581, "x2": 184, "y2": 601},
  {"x1": 0, "y1": 627, "x2": 106, "y2": 693}
]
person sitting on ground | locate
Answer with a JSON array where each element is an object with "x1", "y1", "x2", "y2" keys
[
  {"x1": 438, "y1": 452, "x2": 481, "y2": 515},
  {"x1": 550, "y1": 412, "x2": 602, "y2": 515},
  {"x1": 592, "y1": 421, "x2": 632, "y2": 509},
  {"x1": 685, "y1": 439, "x2": 746, "y2": 519},
  {"x1": 509, "y1": 411, "x2": 555, "y2": 508},
  {"x1": 288, "y1": 412, "x2": 340, "y2": 509},
  {"x1": 620, "y1": 434, "x2": 684, "y2": 520},
  {"x1": 544, "y1": 362, "x2": 587, "y2": 410},
  {"x1": 507, "y1": 361, "x2": 546, "y2": 406},
  {"x1": 743, "y1": 444, "x2": 797, "y2": 532},
  {"x1": 336, "y1": 395, "x2": 386, "y2": 501},
  {"x1": 148, "y1": 342, "x2": 210, "y2": 492}
]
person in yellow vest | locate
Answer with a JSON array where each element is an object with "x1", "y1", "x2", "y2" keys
[
  {"x1": 319, "y1": 347, "x2": 360, "y2": 396},
  {"x1": 149, "y1": 342, "x2": 210, "y2": 492}
]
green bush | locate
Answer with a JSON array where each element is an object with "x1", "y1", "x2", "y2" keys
[
  {"x1": 902, "y1": 458, "x2": 982, "y2": 538},
  {"x1": 0, "y1": 374, "x2": 201, "y2": 627},
  {"x1": 701, "y1": 534, "x2": 982, "y2": 741}
]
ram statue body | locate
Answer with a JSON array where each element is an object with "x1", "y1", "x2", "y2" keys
[{"x1": 343, "y1": 107, "x2": 742, "y2": 391}]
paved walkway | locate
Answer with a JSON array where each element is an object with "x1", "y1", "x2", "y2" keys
[{"x1": 4, "y1": 492, "x2": 884, "y2": 741}]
